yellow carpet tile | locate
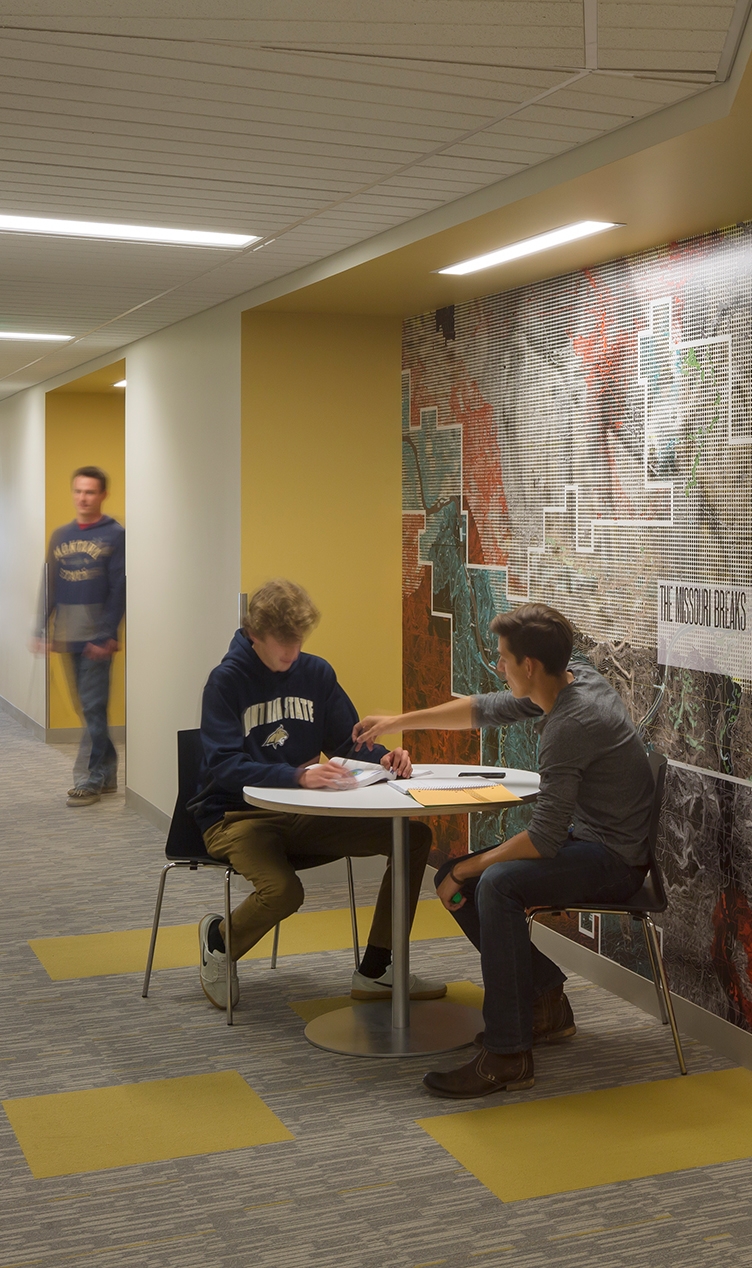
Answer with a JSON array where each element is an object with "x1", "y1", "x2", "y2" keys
[
  {"x1": 2, "y1": 1070, "x2": 293, "y2": 1178},
  {"x1": 29, "y1": 899, "x2": 461, "y2": 980},
  {"x1": 417, "y1": 1067, "x2": 752, "y2": 1202}
]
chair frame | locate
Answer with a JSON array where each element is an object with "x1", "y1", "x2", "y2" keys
[
  {"x1": 141, "y1": 729, "x2": 361, "y2": 1026},
  {"x1": 527, "y1": 752, "x2": 687, "y2": 1076}
]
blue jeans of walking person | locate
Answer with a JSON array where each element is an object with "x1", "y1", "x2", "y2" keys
[
  {"x1": 435, "y1": 840, "x2": 647, "y2": 1054},
  {"x1": 64, "y1": 652, "x2": 118, "y2": 793}
]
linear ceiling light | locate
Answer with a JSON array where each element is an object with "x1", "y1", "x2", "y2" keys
[
  {"x1": 113, "y1": 379, "x2": 127, "y2": 387},
  {"x1": 438, "y1": 221, "x2": 622, "y2": 276},
  {"x1": 0, "y1": 214, "x2": 258, "y2": 248},
  {"x1": 0, "y1": 330, "x2": 72, "y2": 341}
]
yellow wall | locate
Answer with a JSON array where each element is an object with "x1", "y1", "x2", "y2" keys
[
  {"x1": 45, "y1": 388, "x2": 126, "y2": 729},
  {"x1": 241, "y1": 311, "x2": 403, "y2": 739}
]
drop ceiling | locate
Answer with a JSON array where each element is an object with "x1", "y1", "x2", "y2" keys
[{"x1": 0, "y1": 1, "x2": 749, "y2": 398}]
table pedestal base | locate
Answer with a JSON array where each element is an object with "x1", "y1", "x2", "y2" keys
[{"x1": 304, "y1": 1001, "x2": 483, "y2": 1057}]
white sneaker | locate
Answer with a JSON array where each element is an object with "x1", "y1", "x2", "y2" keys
[
  {"x1": 351, "y1": 965, "x2": 447, "y2": 1001},
  {"x1": 198, "y1": 914, "x2": 239, "y2": 1010}
]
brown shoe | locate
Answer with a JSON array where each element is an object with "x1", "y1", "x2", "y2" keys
[
  {"x1": 533, "y1": 984, "x2": 576, "y2": 1044},
  {"x1": 423, "y1": 1048, "x2": 534, "y2": 1099},
  {"x1": 474, "y1": 985, "x2": 576, "y2": 1049}
]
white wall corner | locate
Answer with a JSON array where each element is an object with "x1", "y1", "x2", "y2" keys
[
  {"x1": 0, "y1": 387, "x2": 47, "y2": 725},
  {"x1": 125, "y1": 302, "x2": 241, "y2": 817}
]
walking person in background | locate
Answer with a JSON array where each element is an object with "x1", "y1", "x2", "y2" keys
[{"x1": 34, "y1": 466, "x2": 125, "y2": 807}]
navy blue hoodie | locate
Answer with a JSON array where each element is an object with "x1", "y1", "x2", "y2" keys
[
  {"x1": 192, "y1": 630, "x2": 388, "y2": 832},
  {"x1": 38, "y1": 515, "x2": 125, "y2": 652}
]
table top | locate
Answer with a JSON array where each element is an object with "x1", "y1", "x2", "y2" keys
[{"x1": 243, "y1": 763, "x2": 540, "y2": 818}]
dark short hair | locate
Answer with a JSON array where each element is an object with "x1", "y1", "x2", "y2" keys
[
  {"x1": 72, "y1": 465, "x2": 108, "y2": 493},
  {"x1": 490, "y1": 603, "x2": 573, "y2": 675}
]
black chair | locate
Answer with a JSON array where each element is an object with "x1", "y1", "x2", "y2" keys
[
  {"x1": 528, "y1": 751, "x2": 687, "y2": 1075},
  {"x1": 141, "y1": 729, "x2": 361, "y2": 1026}
]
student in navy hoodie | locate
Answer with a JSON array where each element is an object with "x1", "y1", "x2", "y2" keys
[
  {"x1": 191, "y1": 578, "x2": 445, "y2": 1011},
  {"x1": 35, "y1": 466, "x2": 125, "y2": 807}
]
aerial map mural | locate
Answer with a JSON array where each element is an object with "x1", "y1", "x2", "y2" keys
[{"x1": 402, "y1": 222, "x2": 752, "y2": 1032}]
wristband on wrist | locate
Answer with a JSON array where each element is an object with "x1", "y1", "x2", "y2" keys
[{"x1": 449, "y1": 866, "x2": 464, "y2": 887}]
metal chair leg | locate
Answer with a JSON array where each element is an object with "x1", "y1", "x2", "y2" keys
[
  {"x1": 224, "y1": 866, "x2": 233, "y2": 1026},
  {"x1": 645, "y1": 915, "x2": 687, "y2": 1075},
  {"x1": 640, "y1": 916, "x2": 669, "y2": 1024},
  {"x1": 346, "y1": 856, "x2": 360, "y2": 969},
  {"x1": 270, "y1": 923, "x2": 280, "y2": 969},
  {"x1": 142, "y1": 862, "x2": 176, "y2": 997}
]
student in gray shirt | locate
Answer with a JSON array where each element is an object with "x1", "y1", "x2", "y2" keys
[{"x1": 353, "y1": 602, "x2": 654, "y2": 1101}]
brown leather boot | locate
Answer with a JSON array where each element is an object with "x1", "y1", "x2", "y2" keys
[
  {"x1": 423, "y1": 1048, "x2": 534, "y2": 1099},
  {"x1": 532, "y1": 984, "x2": 576, "y2": 1044},
  {"x1": 474, "y1": 985, "x2": 576, "y2": 1048}
]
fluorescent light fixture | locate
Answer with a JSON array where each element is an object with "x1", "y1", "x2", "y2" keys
[
  {"x1": 0, "y1": 214, "x2": 258, "y2": 249},
  {"x1": 0, "y1": 330, "x2": 72, "y2": 341},
  {"x1": 113, "y1": 379, "x2": 127, "y2": 387},
  {"x1": 438, "y1": 221, "x2": 622, "y2": 276}
]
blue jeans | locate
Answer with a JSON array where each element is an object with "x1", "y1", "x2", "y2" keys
[
  {"x1": 435, "y1": 840, "x2": 646, "y2": 1054},
  {"x1": 64, "y1": 652, "x2": 118, "y2": 792}
]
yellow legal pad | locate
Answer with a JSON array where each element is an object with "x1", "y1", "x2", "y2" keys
[
  {"x1": 289, "y1": 979, "x2": 484, "y2": 1023},
  {"x1": 2, "y1": 1071, "x2": 293, "y2": 1179},
  {"x1": 409, "y1": 785, "x2": 521, "y2": 807},
  {"x1": 29, "y1": 897, "x2": 462, "y2": 981},
  {"x1": 417, "y1": 1067, "x2": 752, "y2": 1202}
]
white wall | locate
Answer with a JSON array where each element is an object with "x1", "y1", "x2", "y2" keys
[
  {"x1": 125, "y1": 303, "x2": 241, "y2": 819},
  {"x1": 0, "y1": 387, "x2": 46, "y2": 726}
]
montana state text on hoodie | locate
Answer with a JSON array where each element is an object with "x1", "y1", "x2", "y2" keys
[
  {"x1": 39, "y1": 515, "x2": 125, "y2": 652},
  {"x1": 193, "y1": 630, "x2": 388, "y2": 832}
]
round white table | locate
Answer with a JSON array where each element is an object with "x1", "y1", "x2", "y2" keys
[{"x1": 243, "y1": 763, "x2": 540, "y2": 1058}]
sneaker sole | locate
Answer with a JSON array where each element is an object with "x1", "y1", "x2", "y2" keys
[
  {"x1": 351, "y1": 985, "x2": 448, "y2": 1001},
  {"x1": 200, "y1": 978, "x2": 238, "y2": 1011}
]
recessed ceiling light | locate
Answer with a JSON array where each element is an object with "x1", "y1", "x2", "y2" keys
[
  {"x1": 0, "y1": 330, "x2": 72, "y2": 341},
  {"x1": 113, "y1": 379, "x2": 127, "y2": 387},
  {"x1": 0, "y1": 214, "x2": 258, "y2": 249},
  {"x1": 438, "y1": 221, "x2": 622, "y2": 276}
]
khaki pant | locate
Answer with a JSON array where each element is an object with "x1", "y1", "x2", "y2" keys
[{"x1": 203, "y1": 810, "x2": 432, "y2": 960}]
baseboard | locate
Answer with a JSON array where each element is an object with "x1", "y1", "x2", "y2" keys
[
  {"x1": 124, "y1": 786, "x2": 170, "y2": 836},
  {"x1": 46, "y1": 725, "x2": 126, "y2": 744},
  {"x1": 532, "y1": 921, "x2": 752, "y2": 1071},
  {"x1": 0, "y1": 693, "x2": 45, "y2": 741}
]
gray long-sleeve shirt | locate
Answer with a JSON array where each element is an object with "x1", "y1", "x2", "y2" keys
[{"x1": 473, "y1": 661, "x2": 653, "y2": 866}]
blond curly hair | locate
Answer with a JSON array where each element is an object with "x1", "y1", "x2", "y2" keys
[{"x1": 243, "y1": 578, "x2": 320, "y2": 643}]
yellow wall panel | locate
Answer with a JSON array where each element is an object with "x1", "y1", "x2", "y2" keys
[
  {"x1": 241, "y1": 312, "x2": 403, "y2": 733},
  {"x1": 45, "y1": 388, "x2": 126, "y2": 729}
]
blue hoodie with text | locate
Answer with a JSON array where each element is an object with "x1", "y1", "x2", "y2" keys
[
  {"x1": 39, "y1": 515, "x2": 125, "y2": 652},
  {"x1": 192, "y1": 629, "x2": 388, "y2": 832}
]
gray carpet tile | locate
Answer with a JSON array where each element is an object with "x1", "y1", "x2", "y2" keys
[{"x1": 1, "y1": 709, "x2": 750, "y2": 1268}]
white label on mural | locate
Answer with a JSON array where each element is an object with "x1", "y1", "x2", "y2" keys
[{"x1": 657, "y1": 580, "x2": 752, "y2": 678}]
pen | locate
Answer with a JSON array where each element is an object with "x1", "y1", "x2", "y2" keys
[{"x1": 458, "y1": 771, "x2": 506, "y2": 779}]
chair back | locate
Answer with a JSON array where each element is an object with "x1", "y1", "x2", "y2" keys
[
  {"x1": 164, "y1": 729, "x2": 212, "y2": 862},
  {"x1": 639, "y1": 750, "x2": 669, "y2": 911}
]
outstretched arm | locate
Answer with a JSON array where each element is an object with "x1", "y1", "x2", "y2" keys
[{"x1": 353, "y1": 696, "x2": 475, "y2": 749}]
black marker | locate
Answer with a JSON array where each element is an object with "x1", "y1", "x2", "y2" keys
[{"x1": 458, "y1": 771, "x2": 506, "y2": 779}]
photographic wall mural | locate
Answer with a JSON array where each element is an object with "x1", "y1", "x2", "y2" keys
[{"x1": 402, "y1": 222, "x2": 752, "y2": 1032}]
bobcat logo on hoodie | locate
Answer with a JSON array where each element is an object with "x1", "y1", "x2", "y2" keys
[{"x1": 262, "y1": 725, "x2": 289, "y2": 749}]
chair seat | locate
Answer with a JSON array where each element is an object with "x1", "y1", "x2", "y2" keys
[{"x1": 530, "y1": 875, "x2": 666, "y2": 917}]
